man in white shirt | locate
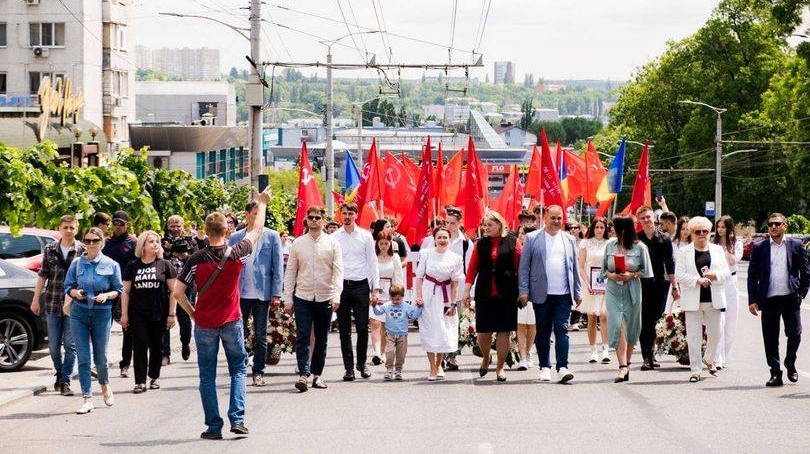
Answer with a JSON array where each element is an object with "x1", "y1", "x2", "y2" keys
[
  {"x1": 518, "y1": 205, "x2": 582, "y2": 384},
  {"x1": 331, "y1": 202, "x2": 381, "y2": 381}
]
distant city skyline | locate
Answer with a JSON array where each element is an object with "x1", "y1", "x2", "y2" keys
[{"x1": 130, "y1": 1, "x2": 787, "y2": 82}]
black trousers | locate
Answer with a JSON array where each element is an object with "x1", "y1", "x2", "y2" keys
[
  {"x1": 120, "y1": 327, "x2": 133, "y2": 369},
  {"x1": 761, "y1": 294, "x2": 803, "y2": 373},
  {"x1": 162, "y1": 305, "x2": 192, "y2": 358},
  {"x1": 131, "y1": 312, "x2": 165, "y2": 384},
  {"x1": 640, "y1": 278, "x2": 670, "y2": 360},
  {"x1": 337, "y1": 279, "x2": 370, "y2": 371}
]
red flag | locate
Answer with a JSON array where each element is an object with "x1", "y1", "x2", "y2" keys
[
  {"x1": 403, "y1": 144, "x2": 433, "y2": 244},
  {"x1": 441, "y1": 150, "x2": 464, "y2": 207},
  {"x1": 621, "y1": 142, "x2": 652, "y2": 215},
  {"x1": 331, "y1": 191, "x2": 345, "y2": 223},
  {"x1": 499, "y1": 165, "x2": 524, "y2": 231},
  {"x1": 524, "y1": 145, "x2": 542, "y2": 200},
  {"x1": 383, "y1": 152, "x2": 416, "y2": 224},
  {"x1": 294, "y1": 142, "x2": 324, "y2": 236},
  {"x1": 433, "y1": 142, "x2": 444, "y2": 207},
  {"x1": 539, "y1": 128, "x2": 565, "y2": 218},
  {"x1": 462, "y1": 137, "x2": 487, "y2": 232},
  {"x1": 401, "y1": 152, "x2": 421, "y2": 183},
  {"x1": 355, "y1": 139, "x2": 382, "y2": 211},
  {"x1": 563, "y1": 149, "x2": 587, "y2": 206},
  {"x1": 595, "y1": 199, "x2": 612, "y2": 217},
  {"x1": 584, "y1": 141, "x2": 607, "y2": 206}
]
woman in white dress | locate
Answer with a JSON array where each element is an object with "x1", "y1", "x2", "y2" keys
[
  {"x1": 369, "y1": 231, "x2": 403, "y2": 366},
  {"x1": 577, "y1": 217, "x2": 611, "y2": 364},
  {"x1": 414, "y1": 227, "x2": 464, "y2": 381},
  {"x1": 712, "y1": 215, "x2": 743, "y2": 369}
]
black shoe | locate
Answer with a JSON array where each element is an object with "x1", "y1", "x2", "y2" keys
[
  {"x1": 343, "y1": 370, "x2": 356, "y2": 381},
  {"x1": 445, "y1": 361, "x2": 459, "y2": 371},
  {"x1": 357, "y1": 366, "x2": 372, "y2": 379},
  {"x1": 640, "y1": 362, "x2": 654, "y2": 371},
  {"x1": 766, "y1": 371, "x2": 784, "y2": 387},
  {"x1": 295, "y1": 375, "x2": 308, "y2": 392},
  {"x1": 182, "y1": 344, "x2": 191, "y2": 361},
  {"x1": 651, "y1": 361, "x2": 661, "y2": 368},
  {"x1": 200, "y1": 430, "x2": 223, "y2": 440},
  {"x1": 614, "y1": 365, "x2": 630, "y2": 383},
  {"x1": 60, "y1": 383, "x2": 74, "y2": 396},
  {"x1": 230, "y1": 423, "x2": 249, "y2": 435},
  {"x1": 787, "y1": 367, "x2": 799, "y2": 383},
  {"x1": 53, "y1": 379, "x2": 60, "y2": 392},
  {"x1": 371, "y1": 355, "x2": 382, "y2": 366}
]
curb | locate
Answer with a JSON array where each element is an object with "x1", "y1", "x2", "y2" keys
[{"x1": 0, "y1": 385, "x2": 48, "y2": 410}]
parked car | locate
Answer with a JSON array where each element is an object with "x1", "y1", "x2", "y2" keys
[
  {"x1": 0, "y1": 259, "x2": 48, "y2": 372},
  {"x1": 0, "y1": 227, "x2": 60, "y2": 273}
]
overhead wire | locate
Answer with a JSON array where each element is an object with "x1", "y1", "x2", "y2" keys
[
  {"x1": 345, "y1": 0, "x2": 371, "y2": 58},
  {"x1": 474, "y1": 0, "x2": 493, "y2": 54},
  {"x1": 370, "y1": 0, "x2": 393, "y2": 62},
  {"x1": 448, "y1": 0, "x2": 458, "y2": 64},
  {"x1": 335, "y1": 0, "x2": 368, "y2": 62}
]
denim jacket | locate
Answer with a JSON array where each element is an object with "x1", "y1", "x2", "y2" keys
[
  {"x1": 229, "y1": 227, "x2": 283, "y2": 301},
  {"x1": 64, "y1": 252, "x2": 124, "y2": 310}
]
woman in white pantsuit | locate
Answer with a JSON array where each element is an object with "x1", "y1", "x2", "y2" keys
[
  {"x1": 675, "y1": 216, "x2": 731, "y2": 382},
  {"x1": 712, "y1": 215, "x2": 743, "y2": 369}
]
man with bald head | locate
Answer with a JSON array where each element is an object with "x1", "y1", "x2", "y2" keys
[{"x1": 519, "y1": 205, "x2": 582, "y2": 384}]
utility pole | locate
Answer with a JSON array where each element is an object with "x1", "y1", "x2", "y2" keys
[
  {"x1": 326, "y1": 50, "x2": 334, "y2": 214},
  {"x1": 679, "y1": 100, "x2": 726, "y2": 220},
  {"x1": 246, "y1": 0, "x2": 263, "y2": 189}
]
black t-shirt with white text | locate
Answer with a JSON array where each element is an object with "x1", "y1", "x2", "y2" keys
[{"x1": 123, "y1": 258, "x2": 177, "y2": 321}]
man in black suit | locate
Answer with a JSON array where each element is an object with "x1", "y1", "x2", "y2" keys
[{"x1": 748, "y1": 212, "x2": 810, "y2": 387}]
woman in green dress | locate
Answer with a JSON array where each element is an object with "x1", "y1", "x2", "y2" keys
[{"x1": 600, "y1": 216, "x2": 653, "y2": 383}]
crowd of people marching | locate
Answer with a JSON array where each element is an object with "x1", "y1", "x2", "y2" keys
[{"x1": 30, "y1": 187, "x2": 808, "y2": 439}]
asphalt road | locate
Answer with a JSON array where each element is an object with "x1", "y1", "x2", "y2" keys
[{"x1": 2, "y1": 265, "x2": 809, "y2": 454}]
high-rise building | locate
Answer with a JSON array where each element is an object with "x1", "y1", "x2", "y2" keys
[
  {"x1": 137, "y1": 47, "x2": 221, "y2": 81},
  {"x1": 494, "y1": 61, "x2": 515, "y2": 84},
  {"x1": 0, "y1": 0, "x2": 136, "y2": 152}
]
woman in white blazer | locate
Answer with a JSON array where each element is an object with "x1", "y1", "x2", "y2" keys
[{"x1": 675, "y1": 216, "x2": 731, "y2": 382}]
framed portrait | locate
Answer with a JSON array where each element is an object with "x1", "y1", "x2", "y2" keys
[{"x1": 590, "y1": 267, "x2": 606, "y2": 294}]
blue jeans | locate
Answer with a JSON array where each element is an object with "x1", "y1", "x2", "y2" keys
[
  {"x1": 69, "y1": 304, "x2": 112, "y2": 397},
  {"x1": 240, "y1": 298, "x2": 269, "y2": 375},
  {"x1": 293, "y1": 297, "x2": 333, "y2": 376},
  {"x1": 194, "y1": 320, "x2": 247, "y2": 433},
  {"x1": 534, "y1": 294, "x2": 572, "y2": 371},
  {"x1": 46, "y1": 312, "x2": 76, "y2": 386}
]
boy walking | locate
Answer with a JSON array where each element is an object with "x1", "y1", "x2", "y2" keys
[{"x1": 372, "y1": 285, "x2": 422, "y2": 381}]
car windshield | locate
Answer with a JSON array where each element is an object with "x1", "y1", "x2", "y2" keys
[{"x1": 0, "y1": 233, "x2": 42, "y2": 259}]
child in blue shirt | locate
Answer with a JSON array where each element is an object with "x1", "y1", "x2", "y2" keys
[{"x1": 372, "y1": 285, "x2": 422, "y2": 380}]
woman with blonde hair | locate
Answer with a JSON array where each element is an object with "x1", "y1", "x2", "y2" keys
[
  {"x1": 121, "y1": 230, "x2": 177, "y2": 393},
  {"x1": 463, "y1": 211, "x2": 521, "y2": 381},
  {"x1": 675, "y1": 216, "x2": 731, "y2": 382}
]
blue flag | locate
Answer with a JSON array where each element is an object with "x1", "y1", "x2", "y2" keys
[
  {"x1": 606, "y1": 137, "x2": 626, "y2": 194},
  {"x1": 343, "y1": 150, "x2": 361, "y2": 201}
]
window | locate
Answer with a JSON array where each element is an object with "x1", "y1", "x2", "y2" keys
[
  {"x1": 0, "y1": 234, "x2": 43, "y2": 260},
  {"x1": 29, "y1": 72, "x2": 66, "y2": 94},
  {"x1": 0, "y1": 73, "x2": 6, "y2": 95},
  {"x1": 196, "y1": 152, "x2": 206, "y2": 179},
  {"x1": 29, "y1": 23, "x2": 65, "y2": 47},
  {"x1": 0, "y1": 23, "x2": 7, "y2": 47}
]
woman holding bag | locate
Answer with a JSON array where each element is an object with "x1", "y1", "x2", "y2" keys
[
  {"x1": 675, "y1": 216, "x2": 731, "y2": 382},
  {"x1": 64, "y1": 227, "x2": 123, "y2": 414}
]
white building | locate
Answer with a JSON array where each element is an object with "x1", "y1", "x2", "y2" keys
[
  {"x1": 494, "y1": 61, "x2": 515, "y2": 84},
  {"x1": 135, "y1": 81, "x2": 237, "y2": 126},
  {"x1": 136, "y1": 46, "x2": 220, "y2": 81},
  {"x1": 0, "y1": 0, "x2": 136, "y2": 150},
  {"x1": 498, "y1": 126, "x2": 537, "y2": 149},
  {"x1": 533, "y1": 108, "x2": 560, "y2": 122}
]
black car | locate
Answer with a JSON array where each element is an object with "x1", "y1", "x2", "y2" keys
[{"x1": 0, "y1": 259, "x2": 48, "y2": 371}]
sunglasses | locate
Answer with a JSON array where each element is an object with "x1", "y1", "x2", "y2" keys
[
  {"x1": 83, "y1": 237, "x2": 102, "y2": 244},
  {"x1": 112, "y1": 220, "x2": 126, "y2": 227},
  {"x1": 768, "y1": 222, "x2": 783, "y2": 227},
  {"x1": 693, "y1": 230, "x2": 710, "y2": 235},
  {"x1": 307, "y1": 216, "x2": 322, "y2": 221}
]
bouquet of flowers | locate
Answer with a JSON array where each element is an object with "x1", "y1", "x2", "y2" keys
[
  {"x1": 460, "y1": 303, "x2": 521, "y2": 368},
  {"x1": 245, "y1": 306, "x2": 297, "y2": 365},
  {"x1": 655, "y1": 305, "x2": 706, "y2": 366}
]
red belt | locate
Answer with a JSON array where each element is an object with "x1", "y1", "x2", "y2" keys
[{"x1": 424, "y1": 274, "x2": 452, "y2": 303}]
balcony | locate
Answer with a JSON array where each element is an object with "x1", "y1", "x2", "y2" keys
[{"x1": 0, "y1": 94, "x2": 39, "y2": 108}]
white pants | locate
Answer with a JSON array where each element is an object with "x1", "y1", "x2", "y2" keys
[
  {"x1": 714, "y1": 278, "x2": 739, "y2": 366},
  {"x1": 684, "y1": 303, "x2": 722, "y2": 373}
]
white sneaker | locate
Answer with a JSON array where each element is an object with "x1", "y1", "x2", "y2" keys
[
  {"x1": 526, "y1": 358, "x2": 533, "y2": 368},
  {"x1": 76, "y1": 400, "x2": 94, "y2": 414},
  {"x1": 558, "y1": 367, "x2": 574, "y2": 384},
  {"x1": 539, "y1": 367, "x2": 551, "y2": 381},
  {"x1": 601, "y1": 349, "x2": 611, "y2": 363},
  {"x1": 517, "y1": 360, "x2": 528, "y2": 371},
  {"x1": 588, "y1": 349, "x2": 599, "y2": 363}
]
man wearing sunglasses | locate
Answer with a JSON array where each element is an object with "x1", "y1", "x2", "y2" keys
[
  {"x1": 748, "y1": 212, "x2": 809, "y2": 387},
  {"x1": 102, "y1": 210, "x2": 137, "y2": 378}
]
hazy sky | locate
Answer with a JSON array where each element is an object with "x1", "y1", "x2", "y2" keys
[{"x1": 132, "y1": 0, "x2": 723, "y2": 81}]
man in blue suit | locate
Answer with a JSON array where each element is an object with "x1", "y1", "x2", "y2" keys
[
  {"x1": 519, "y1": 205, "x2": 582, "y2": 383},
  {"x1": 230, "y1": 200, "x2": 284, "y2": 387},
  {"x1": 748, "y1": 212, "x2": 809, "y2": 387}
]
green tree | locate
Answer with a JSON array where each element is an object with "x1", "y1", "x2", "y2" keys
[{"x1": 520, "y1": 98, "x2": 534, "y2": 130}]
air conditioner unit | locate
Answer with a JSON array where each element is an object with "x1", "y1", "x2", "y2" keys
[
  {"x1": 33, "y1": 47, "x2": 49, "y2": 57},
  {"x1": 26, "y1": 0, "x2": 41, "y2": 5}
]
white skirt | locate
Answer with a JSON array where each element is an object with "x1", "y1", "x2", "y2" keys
[
  {"x1": 578, "y1": 292, "x2": 606, "y2": 315},
  {"x1": 517, "y1": 302, "x2": 536, "y2": 325}
]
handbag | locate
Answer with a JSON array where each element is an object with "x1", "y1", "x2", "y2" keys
[
  {"x1": 197, "y1": 246, "x2": 232, "y2": 297},
  {"x1": 63, "y1": 296, "x2": 73, "y2": 316}
]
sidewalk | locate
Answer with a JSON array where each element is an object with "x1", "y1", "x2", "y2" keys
[{"x1": 0, "y1": 323, "x2": 180, "y2": 409}]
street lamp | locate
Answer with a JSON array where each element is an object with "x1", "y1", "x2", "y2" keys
[
  {"x1": 679, "y1": 100, "x2": 727, "y2": 220},
  {"x1": 319, "y1": 31, "x2": 379, "y2": 216}
]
